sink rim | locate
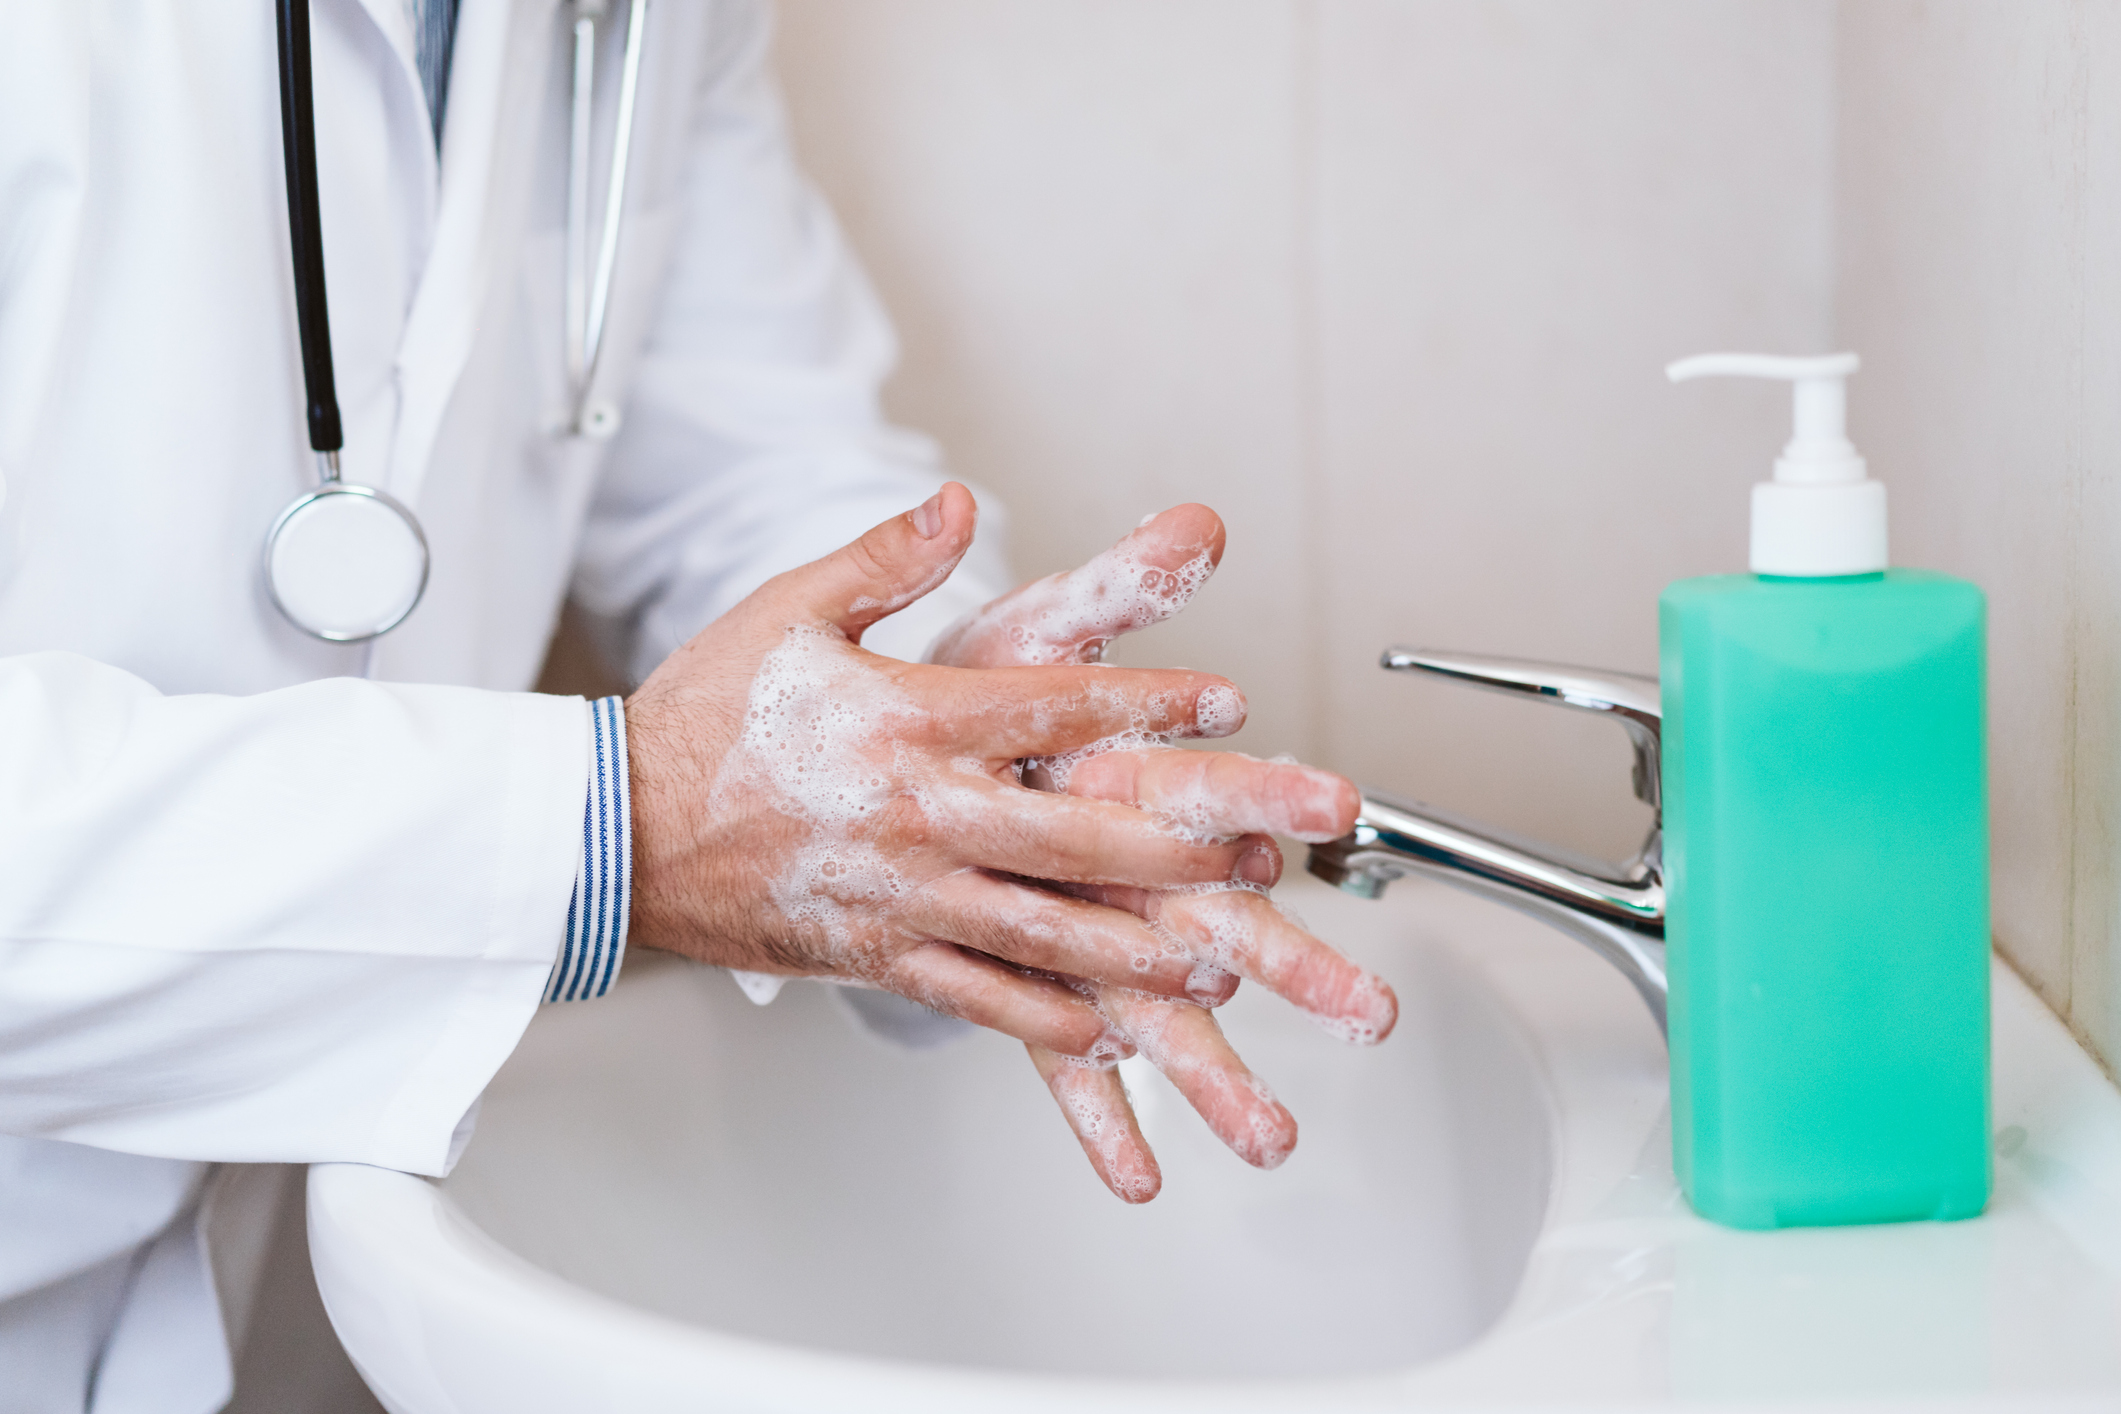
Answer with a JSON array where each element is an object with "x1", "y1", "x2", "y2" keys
[
  {"x1": 313, "y1": 875, "x2": 2121, "y2": 1410},
  {"x1": 306, "y1": 877, "x2": 1670, "y2": 1412}
]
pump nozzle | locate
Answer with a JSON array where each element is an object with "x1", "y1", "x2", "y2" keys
[{"x1": 1667, "y1": 351, "x2": 1885, "y2": 577}]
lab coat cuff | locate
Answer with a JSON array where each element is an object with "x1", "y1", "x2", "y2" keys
[
  {"x1": 544, "y1": 695, "x2": 631, "y2": 1002},
  {"x1": 362, "y1": 686, "x2": 587, "y2": 1176}
]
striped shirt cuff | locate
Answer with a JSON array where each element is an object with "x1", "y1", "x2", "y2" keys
[{"x1": 545, "y1": 696, "x2": 631, "y2": 1003}]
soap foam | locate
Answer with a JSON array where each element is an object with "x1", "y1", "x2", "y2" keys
[
  {"x1": 1046, "y1": 746, "x2": 1350, "y2": 848},
  {"x1": 930, "y1": 540, "x2": 1216, "y2": 668},
  {"x1": 1090, "y1": 986, "x2": 1295, "y2": 1170},
  {"x1": 711, "y1": 625, "x2": 938, "y2": 987},
  {"x1": 1159, "y1": 880, "x2": 1269, "y2": 1000},
  {"x1": 1307, "y1": 982, "x2": 1393, "y2": 1046},
  {"x1": 1023, "y1": 677, "x2": 1197, "y2": 805},
  {"x1": 1193, "y1": 683, "x2": 1244, "y2": 737},
  {"x1": 712, "y1": 623, "x2": 1271, "y2": 1040},
  {"x1": 1047, "y1": 1058, "x2": 1157, "y2": 1201},
  {"x1": 1239, "y1": 1074, "x2": 1293, "y2": 1169},
  {"x1": 1016, "y1": 545, "x2": 1215, "y2": 665},
  {"x1": 1150, "y1": 882, "x2": 1394, "y2": 1044}
]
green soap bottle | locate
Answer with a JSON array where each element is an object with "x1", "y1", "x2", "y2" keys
[{"x1": 1660, "y1": 352, "x2": 1989, "y2": 1230}]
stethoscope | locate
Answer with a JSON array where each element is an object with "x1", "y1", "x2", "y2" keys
[{"x1": 264, "y1": 0, "x2": 648, "y2": 643}]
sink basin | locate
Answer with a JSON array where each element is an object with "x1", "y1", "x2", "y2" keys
[
  {"x1": 308, "y1": 873, "x2": 2121, "y2": 1412},
  {"x1": 433, "y1": 874, "x2": 1552, "y2": 1382}
]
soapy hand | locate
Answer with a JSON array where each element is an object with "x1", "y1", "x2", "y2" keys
[
  {"x1": 624, "y1": 484, "x2": 1280, "y2": 1060},
  {"x1": 927, "y1": 504, "x2": 1398, "y2": 1201}
]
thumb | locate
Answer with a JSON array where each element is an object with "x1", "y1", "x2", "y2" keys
[{"x1": 768, "y1": 483, "x2": 979, "y2": 642}]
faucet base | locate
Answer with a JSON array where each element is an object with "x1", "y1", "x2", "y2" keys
[{"x1": 1307, "y1": 853, "x2": 1388, "y2": 900}]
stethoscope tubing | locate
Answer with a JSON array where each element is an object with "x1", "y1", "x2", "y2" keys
[
  {"x1": 566, "y1": 0, "x2": 649, "y2": 431},
  {"x1": 274, "y1": 0, "x2": 343, "y2": 467}
]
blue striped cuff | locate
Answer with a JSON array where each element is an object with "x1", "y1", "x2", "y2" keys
[{"x1": 546, "y1": 695, "x2": 632, "y2": 1003}]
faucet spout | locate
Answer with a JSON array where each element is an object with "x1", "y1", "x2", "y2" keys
[{"x1": 1306, "y1": 650, "x2": 1669, "y2": 1033}]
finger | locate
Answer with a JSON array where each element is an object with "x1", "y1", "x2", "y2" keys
[
  {"x1": 928, "y1": 504, "x2": 1227, "y2": 668},
  {"x1": 1034, "y1": 879, "x2": 1242, "y2": 1005},
  {"x1": 955, "y1": 783, "x2": 1265, "y2": 891},
  {"x1": 1045, "y1": 878, "x2": 1389, "y2": 1033},
  {"x1": 1153, "y1": 887, "x2": 1398, "y2": 1044},
  {"x1": 758, "y1": 482, "x2": 980, "y2": 639},
  {"x1": 907, "y1": 663, "x2": 1245, "y2": 759},
  {"x1": 883, "y1": 941, "x2": 1131, "y2": 1061},
  {"x1": 1062, "y1": 749, "x2": 1360, "y2": 844},
  {"x1": 1040, "y1": 834, "x2": 1277, "y2": 898},
  {"x1": 1028, "y1": 1045, "x2": 1162, "y2": 1203},
  {"x1": 1096, "y1": 987, "x2": 1298, "y2": 1170},
  {"x1": 911, "y1": 870, "x2": 1218, "y2": 1001}
]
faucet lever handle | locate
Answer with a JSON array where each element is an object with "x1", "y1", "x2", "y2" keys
[{"x1": 1381, "y1": 648, "x2": 1662, "y2": 809}]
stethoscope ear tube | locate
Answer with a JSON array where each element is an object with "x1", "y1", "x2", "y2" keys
[
  {"x1": 274, "y1": 0, "x2": 343, "y2": 462},
  {"x1": 565, "y1": 0, "x2": 649, "y2": 437}
]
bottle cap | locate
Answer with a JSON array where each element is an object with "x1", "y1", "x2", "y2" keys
[{"x1": 1666, "y1": 352, "x2": 1885, "y2": 577}]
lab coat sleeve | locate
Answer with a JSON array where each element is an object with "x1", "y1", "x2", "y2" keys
[
  {"x1": 570, "y1": 0, "x2": 1011, "y2": 682},
  {"x1": 0, "y1": 652, "x2": 585, "y2": 1174}
]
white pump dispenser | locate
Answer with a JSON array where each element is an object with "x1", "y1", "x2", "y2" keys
[{"x1": 1666, "y1": 352, "x2": 1885, "y2": 577}]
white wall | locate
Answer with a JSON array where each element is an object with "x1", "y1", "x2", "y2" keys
[
  {"x1": 771, "y1": 0, "x2": 1836, "y2": 863},
  {"x1": 1837, "y1": 0, "x2": 2121, "y2": 1074}
]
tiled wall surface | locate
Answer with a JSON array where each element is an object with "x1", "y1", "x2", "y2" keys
[
  {"x1": 774, "y1": 0, "x2": 1835, "y2": 868},
  {"x1": 1838, "y1": 1, "x2": 2121, "y2": 1074},
  {"x1": 765, "y1": 1, "x2": 2121, "y2": 1080}
]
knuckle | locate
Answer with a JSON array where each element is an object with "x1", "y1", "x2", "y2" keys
[
  {"x1": 845, "y1": 533, "x2": 895, "y2": 583},
  {"x1": 879, "y1": 795, "x2": 935, "y2": 849},
  {"x1": 1050, "y1": 1010, "x2": 1114, "y2": 1058}
]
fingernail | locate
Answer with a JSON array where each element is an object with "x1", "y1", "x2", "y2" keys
[
  {"x1": 1186, "y1": 967, "x2": 1240, "y2": 1007},
  {"x1": 1195, "y1": 683, "x2": 1245, "y2": 737},
  {"x1": 1238, "y1": 839, "x2": 1279, "y2": 887},
  {"x1": 910, "y1": 491, "x2": 944, "y2": 538}
]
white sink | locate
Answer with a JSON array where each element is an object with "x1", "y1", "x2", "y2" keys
[{"x1": 309, "y1": 874, "x2": 2121, "y2": 1412}]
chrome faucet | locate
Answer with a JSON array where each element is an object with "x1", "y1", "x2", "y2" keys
[{"x1": 1305, "y1": 650, "x2": 1669, "y2": 1033}]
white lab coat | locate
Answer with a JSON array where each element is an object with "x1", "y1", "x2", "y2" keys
[{"x1": 0, "y1": 3, "x2": 1004, "y2": 1409}]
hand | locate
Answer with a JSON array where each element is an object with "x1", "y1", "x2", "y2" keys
[
  {"x1": 623, "y1": 484, "x2": 1273, "y2": 1059},
  {"x1": 928, "y1": 504, "x2": 1398, "y2": 1202}
]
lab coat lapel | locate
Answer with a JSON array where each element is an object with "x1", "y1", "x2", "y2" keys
[
  {"x1": 349, "y1": 0, "x2": 440, "y2": 217},
  {"x1": 350, "y1": 0, "x2": 422, "y2": 102},
  {"x1": 387, "y1": 0, "x2": 560, "y2": 512}
]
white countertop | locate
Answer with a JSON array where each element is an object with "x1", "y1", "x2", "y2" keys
[{"x1": 1369, "y1": 878, "x2": 2121, "y2": 1411}]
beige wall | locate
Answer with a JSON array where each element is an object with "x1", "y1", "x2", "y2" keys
[
  {"x1": 745, "y1": 1, "x2": 2121, "y2": 1079},
  {"x1": 1837, "y1": 1, "x2": 2121, "y2": 1074},
  {"x1": 773, "y1": 0, "x2": 1836, "y2": 869}
]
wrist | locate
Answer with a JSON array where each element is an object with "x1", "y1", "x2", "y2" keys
[{"x1": 621, "y1": 687, "x2": 765, "y2": 969}]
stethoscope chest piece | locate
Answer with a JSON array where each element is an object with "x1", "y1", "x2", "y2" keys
[{"x1": 264, "y1": 482, "x2": 429, "y2": 642}]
